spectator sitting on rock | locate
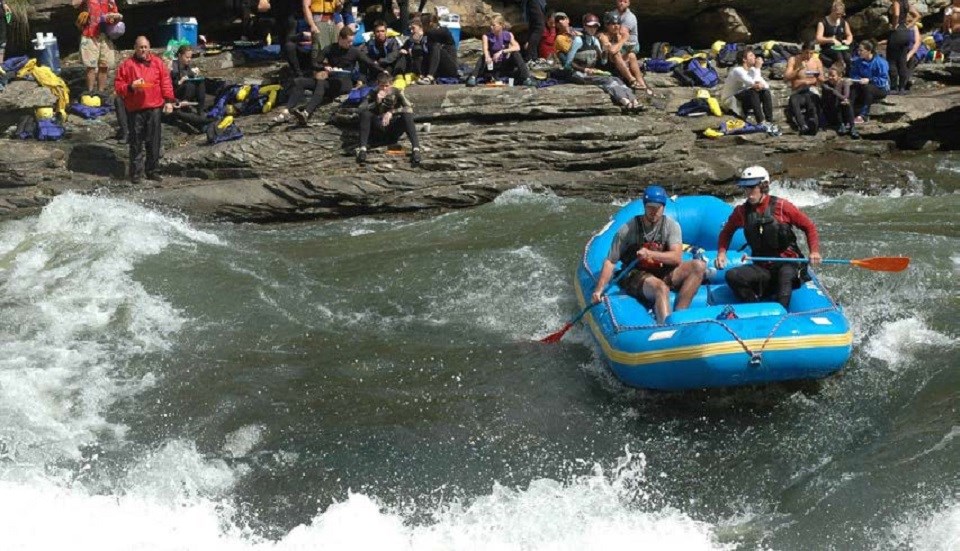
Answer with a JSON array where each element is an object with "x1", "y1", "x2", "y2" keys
[
  {"x1": 784, "y1": 41, "x2": 825, "y2": 135},
  {"x1": 597, "y1": 11, "x2": 650, "y2": 93},
  {"x1": 821, "y1": 62, "x2": 860, "y2": 139},
  {"x1": 720, "y1": 47, "x2": 775, "y2": 130},
  {"x1": 401, "y1": 18, "x2": 429, "y2": 81},
  {"x1": 467, "y1": 15, "x2": 533, "y2": 86},
  {"x1": 570, "y1": 13, "x2": 605, "y2": 74},
  {"x1": 356, "y1": 72, "x2": 422, "y2": 166},
  {"x1": 273, "y1": 26, "x2": 380, "y2": 125},
  {"x1": 553, "y1": 12, "x2": 582, "y2": 70},
  {"x1": 170, "y1": 45, "x2": 206, "y2": 111},
  {"x1": 815, "y1": 1, "x2": 854, "y2": 74},
  {"x1": 415, "y1": 13, "x2": 459, "y2": 84},
  {"x1": 849, "y1": 39, "x2": 889, "y2": 123},
  {"x1": 537, "y1": 10, "x2": 557, "y2": 61},
  {"x1": 363, "y1": 20, "x2": 407, "y2": 82}
]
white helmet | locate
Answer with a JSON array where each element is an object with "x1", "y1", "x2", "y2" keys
[{"x1": 737, "y1": 165, "x2": 770, "y2": 187}]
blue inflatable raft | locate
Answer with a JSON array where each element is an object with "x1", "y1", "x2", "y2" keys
[{"x1": 576, "y1": 196, "x2": 852, "y2": 390}]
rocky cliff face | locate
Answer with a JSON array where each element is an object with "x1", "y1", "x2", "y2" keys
[{"x1": 18, "y1": 0, "x2": 953, "y2": 53}]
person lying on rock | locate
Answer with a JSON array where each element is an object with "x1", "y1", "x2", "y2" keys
[
  {"x1": 715, "y1": 166, "x2": 821, "y2": 310},
  {"x1": 720, "y1": 47, "x2": 776, "y2": 130},
  {"x1": 273, "y1": 26, "x2": 380, "y2": 125},
  {"x1": 848, "y1": 39, "x2": 889, "y2": 124},
  {"x1": 466, "y1": 15, "x2": 533, "y2": 86},
  {"x1": 784, "y1": 41, "x2": 825, "y2": 135},
  {"x1": 356, "y1": 72, "x2": 422, "y2": 166},
  {"x1": 591, "y1": 185, "x2": 706, "y2": 325}
]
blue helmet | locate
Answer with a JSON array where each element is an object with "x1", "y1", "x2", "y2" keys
[{"x1": 643, "y1": 185, "x2": 668, "y2": 206}]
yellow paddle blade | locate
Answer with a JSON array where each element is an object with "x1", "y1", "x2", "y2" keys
[{"x1": 850, "y1": 256, "x2": 910, "y2": 272}]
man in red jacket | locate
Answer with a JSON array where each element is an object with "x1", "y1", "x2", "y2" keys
[
  {"x1": 715, "y1": 165, "x2": 822, "y2": 309},
  {"x1": 115, "y1": 36, "x2": 175, "y2": 183}
]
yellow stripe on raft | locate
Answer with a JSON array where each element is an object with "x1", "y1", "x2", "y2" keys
[{"x1": 575, "y1": 276, "x2": 853, "y2": 367}]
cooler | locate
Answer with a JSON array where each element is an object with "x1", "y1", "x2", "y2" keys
[
  {"x1": 157, "y1": 17, "x2": 199, "y2": 46},
  {"x1": 439, "y1": 13, "x2": 461, "y2": 50},
  {"x1": 32, "y1": 33, "x2": 61, "y2": 75}
]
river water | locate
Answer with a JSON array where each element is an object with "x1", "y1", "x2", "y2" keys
[{"x1": 1, "y1": 153, "x2": 958, "y2": 550}]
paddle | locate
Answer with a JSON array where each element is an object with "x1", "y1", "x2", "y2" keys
[
  {"x1": 538, "y1": 259, "x2": 638, "y2": 344},
  {"x1": 746, "y1": 256, "x2": 910, "y2": 272}
]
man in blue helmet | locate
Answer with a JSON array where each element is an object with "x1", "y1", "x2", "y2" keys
[
  {"x1": 715, "y1": 165, "x2": 821, "y2": 309},
  {"x1": 591, "y1": 185, "x2": 707, "y2": 324}
]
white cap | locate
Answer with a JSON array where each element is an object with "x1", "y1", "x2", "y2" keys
[{"x1": 737, "y1": 165, "x2": 770, "y2": 187}]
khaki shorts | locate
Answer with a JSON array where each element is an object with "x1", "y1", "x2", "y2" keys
[{"x1": 80, "y1": 34, "x2": 116, "y2": 69}]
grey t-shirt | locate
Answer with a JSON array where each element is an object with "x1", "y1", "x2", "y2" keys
[
  {"x1": 619, "y1": 8, "x2": 638, "y2": 48},
  {"x1": 606, "y1": 215, "x2": 682, "y2": 264}
]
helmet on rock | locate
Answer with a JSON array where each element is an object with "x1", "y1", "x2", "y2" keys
[
  {"x1": 737, "y1": 165, "x2": 770, "y2": 187},
  {"x1": 643, "y1": 185, "x2": 669, "y2": 206}
]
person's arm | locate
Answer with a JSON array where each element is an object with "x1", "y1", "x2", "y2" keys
[
  {"x1": 843, "y1": 21, "x2": 854, "y2": 45},
  {"x1": 506, "y1": 32, "x2": 521, "y2": 54},
  {"x1": 907, "y1": 26, "x2": 921, "y2": 58},
  {"x1": 159, "y1": 62, "x2": 176, "y2": 111},
  {"x1": 352, "y1": 46, "x2": 383, "y2": 73},
  {"x1": 591, "y1": 259, "x2": 617, "y2": 303},
  {"x1": 395, "y1": 89, "x2": 413, "y2": 112},
  {"x1": 639, "y1": 241, "x2": 682, "y2": 268},
  {"x1": 780, "y1": 200, "x2": 821, "y2": 262},
  {"x1": 114, "y1": 62, "x2": 132, "y2": 98},
  {"x1": 715, "y1": 208, "x2": 744, "y2": 269},
  {"x1": 302, "y1": 0, "x2": 318, "y2": 33},
  {"x1": 815, "y1": 21, "x2": 830, "y2": 45},
  {"x1": 784, "y1": 56, "x2": 800, "y2": 81}
]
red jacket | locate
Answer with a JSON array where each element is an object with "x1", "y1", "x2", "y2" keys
[
  {"x1": 115, "y1": 53, "x2": 175, "y2": 112},
  {"x1": 718, "y1": 194, "x2": 820, "y2": 257},
  {"x1": 81, "y1": 0, "x2": 118, "y2": 39}
]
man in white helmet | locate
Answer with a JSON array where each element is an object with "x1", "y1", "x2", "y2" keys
[{"x1": 715, "y1": 166, "x2": 822, "y2": 309}]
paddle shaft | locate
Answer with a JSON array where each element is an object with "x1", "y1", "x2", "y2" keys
[
  {"x1": 748, "y1": 256, "x2": 846, "y2": 265},
  {"x1": 570, "y1": 259, "x2": 639, "y2": 323}
]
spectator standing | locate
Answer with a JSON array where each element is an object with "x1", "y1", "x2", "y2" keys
[
  {"x1": 303, "y1": 0, "x2": 340, "y2": 63},
  {"x1": 887, "y1": 0, "x2": 921, "y2": 93},
  {"x1": 72, "y1": 0, "x2": 121, "y2": 93},
  {"x1": 538, "y1": 11, "x2": 557, "y2": 60},
  {"x1": 114, "y1": 36, "x2": 175, "y2": 184},
  {"x1": 815, "y1": 1, "x2": 854, "y2": 73},
  {"x1": 521, "y1": 0, "x2": 546, "y2": 61}
]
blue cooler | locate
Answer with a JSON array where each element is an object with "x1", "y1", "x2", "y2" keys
[
  {"x1": 32, "y1": 33, "x2": 62, "y2": 75},
  {"x1": 157, "y1": 17, "x2": 199, "y2": 46},
  {"x1": 439, "y1": 13, "x2": 461, "y2": 50}
]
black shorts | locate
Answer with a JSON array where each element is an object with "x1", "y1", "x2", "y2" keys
[{"x1": 620, "y1": 267, "x2": 676, "y2": 301}]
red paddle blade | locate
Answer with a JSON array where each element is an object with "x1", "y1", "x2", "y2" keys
[
  {"x1": 851, "y1": 256, "x2": 910, "y2": 272},
  {"x1": 538, "y1": 322, "x2": 573, "y2": 344}
]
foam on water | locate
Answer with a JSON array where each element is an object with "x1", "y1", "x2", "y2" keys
[
  {"x1": 0, "y1": 193, "x2": 219, "y2": 471},
  {"x1": 493, "y1": 185, "x2": 568, "y2": 212},
  {"x1": 4, "y1": 447, "x2": 729, "y2": 551},
  {"x1": 863, "y1": 318, "x2": 958, "y2": 367},
  {"x1": 884, "y1": 499, "x2": 960, "y2": 551}
]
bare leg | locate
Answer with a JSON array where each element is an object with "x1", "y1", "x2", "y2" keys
[
  {"x1": 609, "y1": 53, "x2": 635, "y2": 86},
  {"x1": 626, "y1": 52, "x2": 647, "y2": 88},
  {"x1": 671, "y1": 260, "x2": 706, "y2": 311},
  {"x1": 97, "y1": 66, "x2": 109, "y2": 93},
  {"x1": 643, "y1": 277, "x2": 672, "y2": 324},
  {"x1": 85, "y1": 68, "x2": 96, "y2": 92}
]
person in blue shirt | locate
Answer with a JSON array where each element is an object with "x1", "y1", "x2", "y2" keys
[{"x1": 849, "y1": 39, "x2": 888, "y2": 123}]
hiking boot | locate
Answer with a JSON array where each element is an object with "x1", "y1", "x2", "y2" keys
[
  {"x1": 146, "y1": 172, "x2": 163, "y2": 183},
  {"x1": 411, "y1": 147, "x2": 422, "y2": 166},
  {"x1": 798, "y1": 124, "x2": 810, "y2": 135},
  {"x1": 849, "y1": 127, "x2": 861, "y2": 140},
  {"x1": 292, "y1": 108, "x2": 309, "y2": 126},
  {"x1": 837, "y1": 123, "x2": 849, "y2": 135},
  {"x1": 465, "y1": 76, "x2": 477, "y2": 87},
  {"x1": 356, "y1": 147, "x2": 367, "y2": 164}
]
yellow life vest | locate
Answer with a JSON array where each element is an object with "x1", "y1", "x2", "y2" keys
[{"x1": 310, "y1": 0, "x2": 338, "y2": 15}]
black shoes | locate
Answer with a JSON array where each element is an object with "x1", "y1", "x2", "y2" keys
[
  {"x1": 410, "y1": 147, "x2": 422, "y2": 166},
  {"x1": 356, "y1": 147, "x2": 367, "y2": 164},
  {"x1": 146, "y1": 172, "x2": 163, "y2": 182},
  {"x1": 292, "y1": 108, "x2": 309, "y2": 126}
]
